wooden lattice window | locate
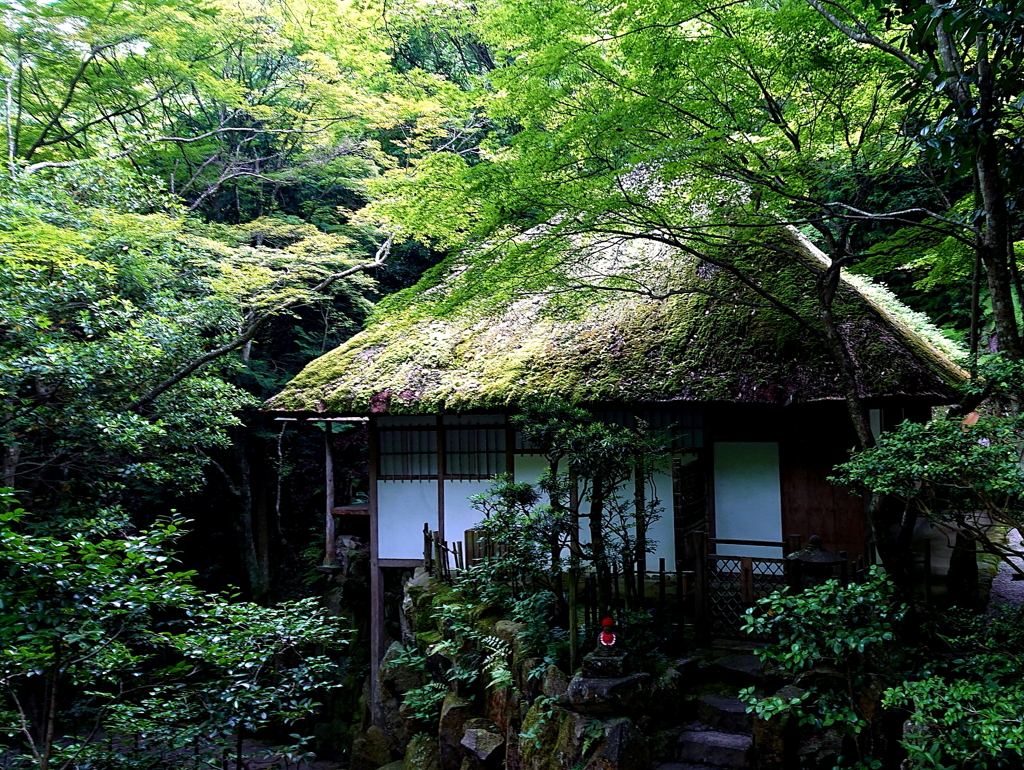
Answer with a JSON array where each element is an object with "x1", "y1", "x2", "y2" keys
[
  {"x1": 642, "y1": 409, "x2": 703, "y2": 451},
  {"x1": 379, "y1": 428, "x2": 438, "y2": 479},
  {"x1": 445, "y1": 428, "x2": 506, "y2": 479}
]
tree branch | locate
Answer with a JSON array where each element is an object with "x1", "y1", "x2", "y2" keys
[
  {"x1": 126, "y1": 238, "x2": 392, "y2": 413},
  {"x1": 802, "y1": 0, "x2": 933, "y2": 78}
]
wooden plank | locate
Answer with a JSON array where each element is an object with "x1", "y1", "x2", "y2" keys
[
  {"x1": 331, "y1": 504, "x2": 370, "y2": 516},
  {"x1": 739, "y1": 557, "x2": 754, "y2": 604},
  {"x1": 779, "y1": 404, "x2": 866, "y2": 561},
  {"x1": 691, "y1": 531, "x2": 708, "y2": 642},
  {"x1": 436, "y1": 416, "x2": 446, "y2": 543},
  {"x1": 709, "y1": 538, "x2": 788, "y2": 548},
  {"x1": 505, "y1": 423, "x2": 515, "y2": 476},
  {"x1": 379, "y1": 558, "x2": 424, "y2": 568}
]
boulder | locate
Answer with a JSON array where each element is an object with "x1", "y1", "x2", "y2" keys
[
  {"x1": 460, "y1": 718, "x2": 505, "y2": 768},
  {"x1": 380, "y1": 642, "x2": 426, "y2": 695},
  {"x1": 493, "y1": 620, "x2": 528, "y2": 660},
  {"x1": 404, "y1": 733, "x2": 440, "y2": 770},
  {"x1": 564, "y1": 673, "x2": 653, "y2": 716},
  {"x1": 551, "y1": 710, "x2": 589, "y2": 770},
  {"x1": 584, "y1": 718, "x2": 650, "y2": 770},
  {"x1": 485, "y1": 683, "x2": 519, "y2": 736},
  {"x1": 519, "y1": 699, "x2": 570, "y2": 770},
  {"x1": 438, "y1": 692, "x2": 474, "y2": 770},
  {"x1": 350, "y1": 725, "x2": 391, "y2": 770},
  {"x1": 541, "y1": 665, "x2": 569, "y2": 699},
  {"x1": 516, "y1": 657, "x2": 546, "y2": 698},
  {"x1": 378, "y1": 686, "x2": 412, "y2": 753},
  {"x1": 753, "y1": 684, "x2": 803, "y2": 769}
]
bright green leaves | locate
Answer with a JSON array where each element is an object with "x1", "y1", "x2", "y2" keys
[
  {"x1": 834, "y1": 353, "x2": 1024, "y2": 579},
  {"x1": 884, "y1": 606, "x2": 1024, "y2": 769},
  {"x1": 0, "y1": 168, "x2": 380, "y2": 515}
]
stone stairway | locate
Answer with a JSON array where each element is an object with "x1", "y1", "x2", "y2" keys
[{"x1": 653, "y1": 642, "x2": 763, "y2": 770}]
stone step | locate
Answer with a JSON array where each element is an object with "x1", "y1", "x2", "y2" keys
[
  {"x1": 677, "y1": 730, "x2": 752, "y2": 768},
  {"x1": 708, "y1": 653, "x2": 761, "y2": 687},
  {"x1": 696, "y1": 695, "x2": 753, "y2": 735}
]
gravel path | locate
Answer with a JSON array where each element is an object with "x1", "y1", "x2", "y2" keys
[{"x1": 988, "y1": 527, "x2": 1024, "y2": 608}]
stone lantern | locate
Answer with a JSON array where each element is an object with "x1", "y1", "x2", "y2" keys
[{"x1": 786, "y1": 535, "x2": 847, "y2": 589}]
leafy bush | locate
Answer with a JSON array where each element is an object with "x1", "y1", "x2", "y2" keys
[
  {"x1": 741, "y1": 568, "x2": 905, "y2": 768},
  {"x1": 885, "y1": 605, "x2": 1024, "y2": 769},
  {"x1": 0, "y1": 489, "x2": 348, "y2": 770}
]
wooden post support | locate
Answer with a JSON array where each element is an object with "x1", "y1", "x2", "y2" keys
[
  {"x1": 368, "y1": 415, "x2": 384, "y2": 727},
  {"x1": 324, "y1": 423, "x2": 337, "y2": 567},
  {"x1": 740, "y1": 557, "x2": 754, "y2": 605},
  {"x1": 691, "y1": 532, "x2": 708, "y2": 642},
  {"x1": 786, "y1": 533, "x2": 801, "y2": 556},
  {"x1": 423, "y1": 523, "x2": 432, "y2": 575},
  {"x1": 839, "y1": 550, "x2": 849, "y2": 585},
  {"x1": 659, "y1": 557, "x2": 667, "y2": 610}
]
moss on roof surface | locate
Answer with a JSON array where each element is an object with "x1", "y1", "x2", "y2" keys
[{"x1": 267, "y1": 229, "x2": 966, "y2": 415}]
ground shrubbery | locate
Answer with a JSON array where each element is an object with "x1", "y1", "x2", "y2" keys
[
  {"x1": 0, "y1": 489, "x2": 349, "y2": 770},
  {"x1": 743, "y1": 571, "x2": 1024, "y2": 770}
]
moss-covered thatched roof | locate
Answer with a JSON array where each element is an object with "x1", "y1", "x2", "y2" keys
[{"x1": 267, "y1": 228, "x2": 966, "y2": 415}]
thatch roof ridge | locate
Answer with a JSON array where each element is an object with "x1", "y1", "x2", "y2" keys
[{"x1": 267, "y1": 229, "x2": 966, "y2": 415}]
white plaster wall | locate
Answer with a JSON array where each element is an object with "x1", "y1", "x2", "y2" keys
[
  {"x1": 713, "y1": 442, "x2": 783, "y2": 558},
  {"x1": 514, "y1": 453, "x2": 549, "y2": 487},
  {"x1": 378, "y1": 480, "x2": 438, "y2": 559},
  {"x1": 647, "y1": 469, "x2": 676, "y2": 568},
  {"x1": 444, "y1": 479, "x2": 496, "y2": 564}
]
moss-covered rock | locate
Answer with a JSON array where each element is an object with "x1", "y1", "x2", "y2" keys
[
  {"x1": 438, "y1": 692, "x2": 474, "y2": 770},
  {"x1": 583, "y1": 718, "x2": 650, "y2": 770},
  {"x1": 351, "y1": 725, "x2": 392, "y2": 770},
  {"x1": 403, "y1": 733, "x2": 440, "y2": 770},
  {"x1": 519, "y1": 700, "x2": 570, "y2": 770}
]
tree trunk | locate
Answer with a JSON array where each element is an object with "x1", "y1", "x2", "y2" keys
[
  {"x1": 588, "y1": 477, "x2": 611, "y2": 615},
  {"x1": 233, "y1": 430, "x2": 269, "y2": 603},
  {"x1": 817, "y1": 266, "x2": 917, "y2": 601}
]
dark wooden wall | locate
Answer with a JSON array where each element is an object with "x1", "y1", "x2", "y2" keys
[{"x1": 778, "y1": 403, "x2": 866, "y2": 560}]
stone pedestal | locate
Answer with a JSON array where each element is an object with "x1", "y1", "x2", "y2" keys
[{"x1": 564, "y1": 673, "x2": 652, "y2": 716}]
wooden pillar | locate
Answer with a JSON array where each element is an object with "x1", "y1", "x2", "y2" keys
[
  {"x1": 692, "y1": 531, "x2": 709, "y2": 642},
  {"x1": 505, "y1": 421, "x2": 515, "y2": 477},
  {"x1": 368, "y1": 415, "x2": 384, "y2": 726},
  {"x1": 324, "y1": 423, "x2": 336, "y2": 567},
  {"x1": 436, "y1": 415, "x2": 446, "y2": 544}
]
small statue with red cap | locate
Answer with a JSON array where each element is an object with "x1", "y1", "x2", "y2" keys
[
  {"x1": 581, "y1": 615, "x2": 627, "y2": 678},
  {"x1": 598, "y1": 617, "x2": 617, "y2": 648}
]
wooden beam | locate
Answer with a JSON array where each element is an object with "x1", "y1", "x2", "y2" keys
[
  {"x1": 331, "y1": 504, "x2": 370, "y2": 516},
  {"x1": 379, "y1": 558, "x2": 424, "y2": 568},
  {"x1": 505, "y1": 421, "x2": 515, "y2": 476}
]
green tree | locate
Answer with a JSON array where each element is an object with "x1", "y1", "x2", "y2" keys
[
  {"x1": 0, "y1": 167, "x2": 386, "y2": 545},
  {"x1": 361, "y1": 0, "x2": 969, "y2": 593},
  {"x1": 0, "y1": 488, "x2": 349, "y2": 770},
  {"x1": 804, "y1": 0, "x2": 1024, "y2": 361}
]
